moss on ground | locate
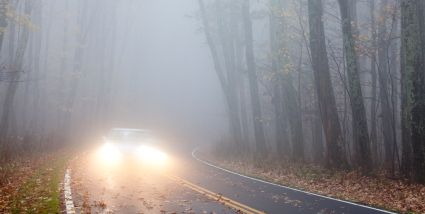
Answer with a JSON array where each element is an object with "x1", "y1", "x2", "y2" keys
[{"x1": 10, "y1": 154, "x2": 69, "y2": 214}]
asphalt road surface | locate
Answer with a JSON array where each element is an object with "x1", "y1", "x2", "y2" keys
[{"x1": 67, "y1": 145, "x2": 396, "y2": 214}]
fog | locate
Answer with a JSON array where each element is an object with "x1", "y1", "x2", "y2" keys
[
  {"x1": 3, "y1": 0, "x2": 425, "y2": 213},
  {"x1": 0, "y1": 0, "x2": 229, "y2": 148},
  {"x1": 110, "y1": 0, "x2": 226, "y2": 141},
  {"x1": 1, "y1": 0, "x2": 425, "y2": 184}
]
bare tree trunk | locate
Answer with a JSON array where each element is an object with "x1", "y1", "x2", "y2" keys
[
  {"x1": 198, "y1": 0, "x2": 243, "y2": 148},
  {"x1": 377, "y1": 0, "x2": 396, "y2": 172},
  {"x1": 400, "y1": 0, "x2": 425, "y2": 183},
  {"x1": 308, "y1": 0, "x2": 346, "y2": 168},
  {"x1": 242, "y1": 0, "x2": 266, "y2": 156},
  {"x1": 369, "y1": 0, "x2": 378, "y2": 166},
  {"x1": 338, "y1": 0, "x2": 372, "y2": 171},
  {"x1": 313, "y1": 97, "x2": 324, "y2": 163},
  {"x1": 389, "y1": 7, "x2": 401, "y2": 171},
  {"x1": 0, "y1": 0, "x2": 32, "y2": 141},
  {"x1": 235, "y1": 20, "x2": 250, "y2": 147},
  {"x1": 216, "y1": 0, "x2": 243, "y2": 148},
  {"x1": 269, "y1": 0, "x2": 290, "y2": 157},
  {"x1": 282, "y1": 74, "x2": 304, "y2": 160},
  {"x1": 63, "y1": 0, "x2": 96, "y2": 141},
  {"x1": 26, "y1": 0, "x2": 42, "y2": 148},
  {"x1": 270, "y1": 0, "x2": 304, "y2": 160}
]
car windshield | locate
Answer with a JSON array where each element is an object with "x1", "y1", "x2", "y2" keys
[{"x1": 107, "y1": 129, "x2": 152, "y2": 142}]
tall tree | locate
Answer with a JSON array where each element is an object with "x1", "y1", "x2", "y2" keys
[
  {"x1": 270, "y1": 0, "x2": 304, "y2": 160},
  {"x1": 308, "y1": 0, "x2": 346, "y2": 168},
  {"x1": 369, "y1": 0, "x2": 378, "y2": 166},
  {"x1": 242, "y1": 0, "x2": 266, "y2": 155},
  {"x1": 269, "y1": 0, "x2": 289, "y2": 157},
  {"x1": 377, "y1": 0, "x2": 396, "y2": 171},
  {"x1": 282, "y1": 67, "x2": 304, "y2": 160},
  {"x1": 0, "y1": 0, "x2": 33, "y2": 141},
  {"x1": 198, "y1": 0, "x2": 243, "y2": 148},
  {"x1": 400, "y1": 0, "x2": 425, "y2": 183},
  {"x1": 63, "y1": 0, "x2": 95, "y2": 141},
  {"x1": 338, "y1": 0, "x2": 372, "y2": 171},
  {"x1": 26, "y1": 0, "x2": 43, "y2": 147},
  {"x1": 216, "y1": 0, "x2": 244, "y2": 149}
]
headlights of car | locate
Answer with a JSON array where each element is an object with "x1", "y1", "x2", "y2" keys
[
  {"x1": 136, "y1": 145, "x2": 168, "y2": 165},
  {"x1": 97, "y1": 143, "x2": 122, "y2": 164},
  {"x1": 96, "y1": 140, "x2": 168, "y2": 167}
]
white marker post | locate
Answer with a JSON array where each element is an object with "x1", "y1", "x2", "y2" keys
[{"x1": 64, "y1": 169, "x2": 76, "y2": 214}]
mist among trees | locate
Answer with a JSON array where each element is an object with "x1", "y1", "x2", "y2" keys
[
  {"x1": 197, "y1": 0, "x2": 425, "y2": 184},
  {"x1": 0, "y1": 0, "x2": 425, "y2": 212}
]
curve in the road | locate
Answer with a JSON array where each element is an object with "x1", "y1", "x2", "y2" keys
[{"x1": 191, "y1": 148, "x2": 397, "y2": 214}]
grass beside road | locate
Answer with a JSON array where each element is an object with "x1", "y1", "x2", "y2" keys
[
  {"x1": 199, "y1": 149, "x2": 425, "y2": 214},
  {"x1": 0, "y1": 151, "x2": 70, "y2": 213}
]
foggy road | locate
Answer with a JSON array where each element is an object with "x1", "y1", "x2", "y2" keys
[
  {"x1": 68, "y1": 148, "x2": 237, "y2": 214},
  {"x1": 1, "y1": 0, "x2": 424, "y2": 213},
  {"x1": 66, "y1": 146, "x2": 396, "y2": 214}
]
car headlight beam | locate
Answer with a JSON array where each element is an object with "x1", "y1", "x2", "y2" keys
[
  {"x1": 98, "y1": 143, "x2": 122, "y2": 164},
  {"x1": 136, "y1": 145, "x2": 168, "y2": 164}
]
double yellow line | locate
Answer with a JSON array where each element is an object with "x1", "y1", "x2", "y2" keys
[{"x1": 166, "y1": 174, "x2": 266, "y2": 214}]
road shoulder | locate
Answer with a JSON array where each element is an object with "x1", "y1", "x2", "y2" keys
[{"x1": 192, "y1": 148, "x2": 404, "y2": 214}]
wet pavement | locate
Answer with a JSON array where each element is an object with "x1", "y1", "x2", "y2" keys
[
  {"x1": 67, "y1": 145, "x2": 394, "y2": 214},
  {"x1": 69, "y1": 149, "x2": 236, "y2": 214}
]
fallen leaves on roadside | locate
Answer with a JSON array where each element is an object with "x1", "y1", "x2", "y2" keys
[
  {"x1": 202, "y1": 150, "x2": 425, "y2": 214},
  {"x1": 93, "y1": 199, "x2": 107, "y2": 209},
  {"x1": 0, "y1": 151, "x2": 69, "y2": 213}
]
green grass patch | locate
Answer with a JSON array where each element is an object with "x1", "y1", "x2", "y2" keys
[{"x1": 10, "y1": 155, "x2": 70, "y2": 214}]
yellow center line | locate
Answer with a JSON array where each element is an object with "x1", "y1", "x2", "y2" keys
[{"x1": 166, "y1": 174, "x2": 266, "y2": 214}]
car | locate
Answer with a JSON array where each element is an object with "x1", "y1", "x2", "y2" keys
[{"x1": 98, "y1": 128, "x2": 168, "y2": 165}]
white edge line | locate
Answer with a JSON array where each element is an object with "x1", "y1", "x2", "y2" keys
[
  {"x1": 191, "y1": 148, "x2": 397, "y2": 214},
  {"x1": 64, "y1": 168, "x2": 76, "y2": 214}
]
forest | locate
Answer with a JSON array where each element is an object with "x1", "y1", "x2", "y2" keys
[
  {"x1": 198, "y1": 0, "x2": 425, "y2": 183},
  {"x1": 0, "y1": 0, "x2": 424, "y2": 213}
]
